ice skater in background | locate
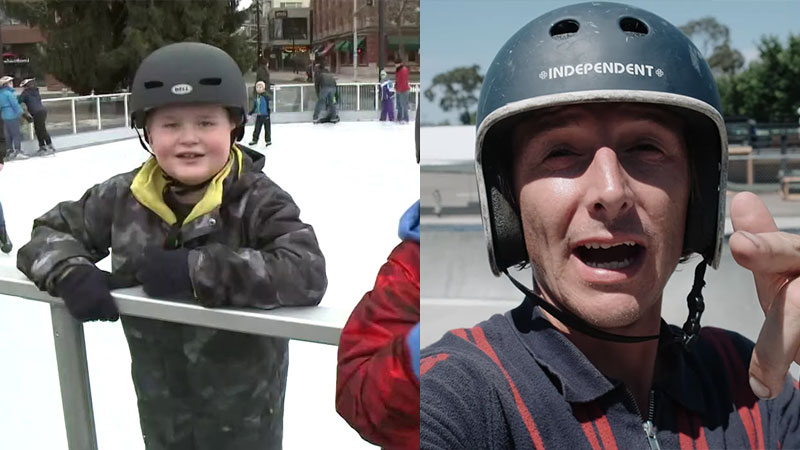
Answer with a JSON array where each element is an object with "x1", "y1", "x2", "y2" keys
[
  {"x1": 336, "y1": 107, "x2": 420, "y2": 449},
  {"x1": 249, "y1": 81, "x2": 272, "y2": 147},
  {"x1": 0, "y1": 76, "x2": 24, "y2": 159},
  {"x1": 379, "y1": 69, "x2": 396, "y2": 122},
  {"x1": 18, "y1": 78, "x2": 55, "y2": 156},
  {"x1": 0, "y1": 149, "x2": 12, "y2": 254}
]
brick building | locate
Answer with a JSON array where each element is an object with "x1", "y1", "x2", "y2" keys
[
  {"x1": 310, "y1": 0, "x2": 419, "y2": 78},
  {"x1": 0, "y1": 16, "x2": 63, "y2": 90}
]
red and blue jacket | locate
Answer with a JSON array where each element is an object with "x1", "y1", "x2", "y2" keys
[
  {"x1": 336, "y1": 201, "x2": 420, "y2": 449},
  {"x1": 421, "y1": 296, "x2": 800, "y2": 449}
]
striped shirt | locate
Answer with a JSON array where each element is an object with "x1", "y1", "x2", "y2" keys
[{"x1": 421, "y1": 296, "x2": 800, "y2": 449}]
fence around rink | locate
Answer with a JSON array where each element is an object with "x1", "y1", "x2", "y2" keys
[
  {"x1": 0, "y1": 265, "x2": 351, "y2": 450},
  {"x1": 26, "y1": 82, "x2": 421, "y2": 140}
]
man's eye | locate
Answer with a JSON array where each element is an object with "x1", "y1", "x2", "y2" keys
[
  {"x1": 629, "y1": 144, "x2": 663, "y2": 154},
  {"x1": 545, "y1": 148, "x2": 577, "y2": 159}
]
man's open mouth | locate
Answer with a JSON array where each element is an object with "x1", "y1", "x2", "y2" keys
[{"x1": 574, "y1": 241, "x2": 645, "y2": 270}]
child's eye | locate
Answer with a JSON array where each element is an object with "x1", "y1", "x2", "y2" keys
[
  {"x1": 200, "y1": 121, "x2": 216, "y2": 127},
  {"x1": 162, "y1": 123, "x2": 178, "y2": 129}
]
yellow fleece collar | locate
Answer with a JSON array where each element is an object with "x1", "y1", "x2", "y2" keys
[{"x1": 130, "y1": 145, "x2": 243, "y2": 225}]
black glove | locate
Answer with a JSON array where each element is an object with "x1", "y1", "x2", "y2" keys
[
  {"x1": 137, "y1": 246, "x2": 193, "y2": 298},
  {"x1": 56, "y1": 266, "x2": 119, "y2": 322}
]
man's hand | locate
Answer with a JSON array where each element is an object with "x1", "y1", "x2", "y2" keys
[{"x1": 729, "y1": 191, "x2": 800, "y2": 399}]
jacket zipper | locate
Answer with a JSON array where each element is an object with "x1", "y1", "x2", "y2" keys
[{"x1": 625, "y1": 389, "x2": 661, "y2": 450}]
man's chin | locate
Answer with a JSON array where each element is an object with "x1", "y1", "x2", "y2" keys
[{"x1": 562, "y1": 290, "x2": 651, "y2": 330}]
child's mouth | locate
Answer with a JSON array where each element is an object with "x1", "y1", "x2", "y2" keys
[{"x1": 176, "y1": 152, "x2": 203, "y2": 160}]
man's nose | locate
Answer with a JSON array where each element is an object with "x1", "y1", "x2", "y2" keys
[{"x1": 583, "y1": 147, "x2": 634, "y2": 220}]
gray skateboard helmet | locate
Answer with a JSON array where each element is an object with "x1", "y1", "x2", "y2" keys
[
  {"x1": 130, "y1": 42, "x2": 248, "y2": 141},
  {"x1": 476, "y1": 2, "x2": 728, "y2": 275}
]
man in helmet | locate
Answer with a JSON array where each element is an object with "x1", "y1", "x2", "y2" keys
[
  {"x1": 421, "y1": 3, "x2": 800, "y2": 449},
  {"x1": 17, "y1": 42, "x2": 327, "y2": 449},
  {"x1": 336, "y1": 106, "x2": 420, "y2": 449}
]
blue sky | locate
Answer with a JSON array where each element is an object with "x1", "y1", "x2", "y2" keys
[{"x1": 421, "y1": 0, "x2": 800, "y2": 124}]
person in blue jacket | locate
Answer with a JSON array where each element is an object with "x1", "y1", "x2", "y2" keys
[
  {"x1": 0, "y1": 76, "x2": 24, "y2": 159},
  {"x1": 248, "y1": 80, "x2": 271, "y2": 147}
]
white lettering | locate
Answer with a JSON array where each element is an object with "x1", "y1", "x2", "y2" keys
[{"x1": 540, "y1": 62, "x2": 662, "y2": 80}]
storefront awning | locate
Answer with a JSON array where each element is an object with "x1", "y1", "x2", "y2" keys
[
  {"x1": 319, "y1": 41, "x2": 336, "y2": 56},
  {"x1": 338, "y1": 37, "x2": 365, "y2": 53},
  {"x1": 388, "y1": 35, "x2": 419, "y2": 50},
  {"x1": 335, "y1": 41, "x2": 349, "y2": 52}
]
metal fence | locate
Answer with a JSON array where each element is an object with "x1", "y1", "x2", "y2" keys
[
  {"x1": 0, "y1": 267, "x2": 349, "y2": 450},
  {"x1": 28, "y1": 82, "x2": 420, "y2": 139}
]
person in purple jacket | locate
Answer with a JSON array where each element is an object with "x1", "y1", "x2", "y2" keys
[{"x1": 421, "y1": 3, "x2": 800, "y2": 449}]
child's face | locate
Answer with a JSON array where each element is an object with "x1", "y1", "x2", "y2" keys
[
  {"x1": 147, "y1": 104, "x2": 235, "y2": 186},
  {"x1": 255, "y1": 83, "x2": 265, "y2": 93}
]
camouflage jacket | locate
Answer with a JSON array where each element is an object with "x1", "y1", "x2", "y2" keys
[{"x1": 17, "y1": 145, "x2": 327, "y2": 308}]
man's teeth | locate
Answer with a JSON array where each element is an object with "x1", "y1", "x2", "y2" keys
[
  {"x1": 585, "y1": 258, "x2": 633, "y2": 269},
  {"x1": 583, "y1": 241, "x2": 636, "y2": 250}
]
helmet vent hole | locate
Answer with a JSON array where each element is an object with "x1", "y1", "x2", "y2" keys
[
  {"x1": 549, "y1": 19, "x2": 580, "y2": 39},
  {"x1": 619, "y1": 17, "x2": 648, "y2": 36},
  {"x1": 144, "y1": 81, "x2": 163, "y2": 89},
  {"x1": 199, "y1": 77, "x2": 222, "y2": 86}
]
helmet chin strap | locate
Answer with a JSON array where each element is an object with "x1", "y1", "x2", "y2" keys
[
  {"x1": 134, "y1": 126, "x2": 155, "y2": 156},
  {"x1": 504, "y1": 259, "x2": 707, "y2": 349}
]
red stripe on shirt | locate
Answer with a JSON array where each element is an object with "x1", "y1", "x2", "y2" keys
[
  {"x1": 588, "y1": 402, "x2": 618, "y2": 450},
  {"x1": 573, "y1": 404, "x2": 602, "y2": 450},
  {"x1": 470, "y1": 326, "x2": 546, "y2": 450},
  {"x1": 714, "y1": 330, "x2": 765, "y2": 449},
  {"x1": 420, "y1": 353, "x2": 449, "y2": 376},
  {"x1": 676, "y1": 406, "x2": 695, "y2": 450},
  {"x1": 689, "y1": 410, "x2": 709, "y2": 450},
  {"x1": 451, "y1": 328, "x2": 469, "y2": 341},
  {"x1": 704, "y1": 329, "x2": 758, "y2": 450}
]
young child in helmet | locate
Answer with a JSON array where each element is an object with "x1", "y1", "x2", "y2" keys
[
  {"x1": 421, "y1": 3, "x2": 800, "y2": 449},
  {"x1": 17, "y1": 42, "x2": 327, "y2": 450},
  {"x1": 336, "y1": 107, "x2": 420, "y2": 448},
  {"x1": 379, "y1": 69, "x2": 396, "y2": 122},
  {"x1": 248, "y1": 80, "x2": 271, "y2": 147}
]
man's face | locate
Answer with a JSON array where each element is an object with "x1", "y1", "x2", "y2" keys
[
  {"x1": 147, "y1": 104, "x2": 234, "y2": 186},
  {"x1": 511, "y1": 103, "x2": 690, "y2": 329}
]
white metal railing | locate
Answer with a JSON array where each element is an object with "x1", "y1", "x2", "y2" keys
[
  {"x1": 0, "y1": 266, "x2": 349, "y2": 450},
  {"x1": 27, "y1": 82, "x2": 421, "y2": 139}
]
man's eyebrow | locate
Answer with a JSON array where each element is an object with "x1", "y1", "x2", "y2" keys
[{"x1": 512, "y1": 110, "x2": 585, "y2": 150}]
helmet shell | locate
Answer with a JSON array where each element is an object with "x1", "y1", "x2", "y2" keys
[
  {"x1": 476, "y1": 1, "x2": 728, "y2": 275},
  {"x1": 130, "y1": 42, "x2": 248, "y2": 130}
]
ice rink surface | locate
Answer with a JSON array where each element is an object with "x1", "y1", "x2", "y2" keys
[{"x1": 0, "y1": 120, "x2": 419, "y2": 449}]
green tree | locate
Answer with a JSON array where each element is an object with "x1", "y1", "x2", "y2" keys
[
  {"x1": 720, "y1": 34, "x2": 800, "y2": 122},
  {"x1": 680, "y1": 17, "x2": 744, "y2": 75},
  {"x1": 4, "y1": 0, "x2": 250, "y2": 95},
  {"x1": 424, "y1": 65, "x2": 484, "y2": 125},
  {"x1": 386, "y1": 0, "x2": 420, "y2": 59}
]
